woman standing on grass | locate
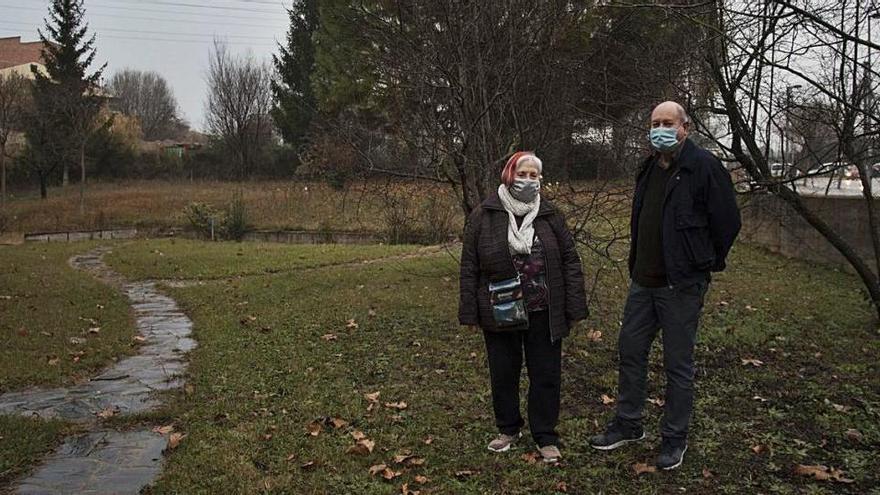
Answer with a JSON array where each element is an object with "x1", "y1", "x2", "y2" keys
[{"x1": 458, "y1": 151, "x2": 589, "y2": 463}]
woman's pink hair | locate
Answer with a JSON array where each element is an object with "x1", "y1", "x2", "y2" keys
[{"x1": 501, "y1": 151, "x2": 540, "y2": 187}]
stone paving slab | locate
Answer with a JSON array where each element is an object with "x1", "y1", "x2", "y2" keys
[{"x1": 14, "y1": 430, "x2": 166, "y2": 495}]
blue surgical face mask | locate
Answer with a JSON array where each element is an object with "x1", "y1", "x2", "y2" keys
[
  {"x1": 510, "y1": 178, "x2": 540, "y2": 202},
  {"x1": 649, "y1": 126, "x2": 681, "y2": 152}
]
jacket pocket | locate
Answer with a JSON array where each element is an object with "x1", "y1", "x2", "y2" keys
[{"x1": 675, "y1": 213, "x2": 715, "y2": 270}]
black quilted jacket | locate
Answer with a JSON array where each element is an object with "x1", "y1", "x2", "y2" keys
[{"x1": 458, "y1": 192, "x2": 589, "y2": 342}]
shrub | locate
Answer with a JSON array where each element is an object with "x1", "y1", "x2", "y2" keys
[
  {"x1": 181, "y1": 193, "x2": 249, "y2": 241},
  {"x1": 182, "y1": 202, "x2": 223, "y2": 240},
  {"x1": 221, "y1": 192, "x2": 248, "y2": 241}
]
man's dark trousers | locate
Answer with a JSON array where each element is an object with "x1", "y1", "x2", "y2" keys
[{"x1": 616, "y1": 278, "x2": 708, "y2": 442}]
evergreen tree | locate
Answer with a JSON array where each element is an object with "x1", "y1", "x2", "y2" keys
[
  {"x1": 25, "y1": 0, "x2": 105, "y2": 198},
  {"x1": 271, "y1": 0, "x2": 319, "y2": 149}
]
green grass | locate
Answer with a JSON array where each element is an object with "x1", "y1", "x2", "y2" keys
[
  {"x1": 103, "y1": 238, "x2": 427, "y2": 280},
  {"x1": 0, "y1": 241, "x2": 137, "y2": 393},
  {"x1": 97, "y1": 239, "x2": 877, "y2": 494}
]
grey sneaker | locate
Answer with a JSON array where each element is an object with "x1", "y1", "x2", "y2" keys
[
  {"x1": 487, "y1": 432, "x2": 521, "y2": 452},
  {"x1": 538, "y1": 445, "x2": 562, "y2": 463},
  {"x1": 656, "y1": 438, "x2": 688, "y2": 470},
  {"x1": 589, "y1": 418, "x2": 645, "y2": 451}
]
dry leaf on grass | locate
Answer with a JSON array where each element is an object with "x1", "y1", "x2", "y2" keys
[
  {"x1": 321, "y1": 334, "x2": 338, "y2": 341},
  {"x1": 414, "y1": 475, "x2": 429, "y2": 484},
  {"x1": 152, "y1": 425, "x2": 174, "y2": 435},
  {"x1": 423, "y1": 436, "x2": 434, "y2": 445},
  {"x1": 346, "y1": 319, "x2": 359, "y2": 329},
  {"x1": 600, "y1": 394, "x2": 615, "y2": 405},
  {"x1": 369, "y1": 464, "x2": 387, "y2": 476},
  {"x1": 329, "y1": 417, "x2": 348, "y2": 429},
  {"x1": 364, "y1": 391, "x2": 381, "y2": 402},
  {"x1": 306, "y1": 420, "x2": 323, "y2": 437},
  {"x1": 164, "y1": 432, "x2": 186, "y2": 452},
  {"x1": 522, "y1": 452, "x2": 540, "y2": 464},
  {"x1": 751, "y1": 444, "x2": 767, "y2": 455},
  {"x1": 384, "y1": 401, "x2": 408, "y2": 410},
  {"x1": 740, "y1": 358, "x2": 764, "y2": 367},
  {"x1": 47, "y1": 356, "x2": 60, "y2": 366},
  {"x1": 400, "y1": 483, "x2": 419, "y2": 495},
  {"x1": 633, "y1": 462, "x2": 657, "y2": 475},
  {"x1": 647, "y1": 397, "x2": 665, "y2": 408},
  {"x1": 702, "y1": 468, "x2": 714, "y2": 478},
  {"x1": 300, "y1": 461, "x2": 317, "y2": 471},
  {"x1": 455, "y1": 470, "x2": 478, "y2": 479},
  {"x1": 133, "y1": 335, "x2": 147, "y2": 343},
  {"x1": 586, "y1": 329, "x2": 603, "y2": 342},
  {"x1": 793, "y1": 464, "x2": 854, "y2": 483},
  {"x1": 351, "y1": 430, "x2": 367, "y2": 441},
  {"x1": 555, "y1": 481, "x2": 568, "y2": 492},
  {"x1": 347, "y1": 438, "x2": 375, "y2": 455},
  {"x1": 88, "y1": 327, "x2": 101, "y2": 334}
]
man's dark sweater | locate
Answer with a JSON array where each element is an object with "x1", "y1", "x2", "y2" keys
[{"x1": 632, "y1": 159, "x2": 677, "y2": 288}]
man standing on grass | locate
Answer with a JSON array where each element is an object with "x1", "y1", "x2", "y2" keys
[{"x1": 589, "y1": 101, "x2": 741, "y2": 470}]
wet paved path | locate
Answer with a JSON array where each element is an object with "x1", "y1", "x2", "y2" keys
[{"x1": 0, "y1": 246, "x2": 195, "y2": 494}]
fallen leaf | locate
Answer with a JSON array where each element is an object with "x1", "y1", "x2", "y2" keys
[
  {"x1": 400, "y1": 482, "x2": 418, "y2": 494},
  {"x1": 152, "y1": 425, "x2": 174, "y2": 435},
  {"x1": 633, "y1": 462, "x2": 657, "y2": 475},
  {"x1": 47, "y1": 356, "x2": 60, "y2": 366},
  {"x1": 300, "y1": 461, "x2": 317, "y2": 471},
  {"x1": 455, "y1": 470, "x2": 477, "y2": 479},
  {"x1": 347, "y1": 438, "x2": 375, "y2": 455},
  {"x1": 423, "y1": 436, "x2": 434, "y2": 445},
  {"x1": 364, "y1": 391, "x2": 381, "y2": 403},
  {"x1": 406, "y1": 457, "x2": 426, "y2": 467},
  {"x1": 522, "y1": 452, "x2": 540, "y2": 464},
  {"x1": 321, "y1": 334, "x2": 338, "y2": 341},
  {"x1": 740, "y1": 358, "x2": 764, "y2": 367},
  {"x1": 586, "y1": 329, "x2": 603, "y2": 342},
  {"x1": 647, "y1": 397, "x2": 665, "y2": 408},
  {"x1": 793, "y1": 464, "x2": 855, "y2": 483},
  {"x1": 88, "y1": 327, "x2": 101, "y2": 334},
  {"x1": 414, "y1": 475, "x2": 429, "y2": 484},
  {"x1": 96, "y1": 407, "x2": 118, "y2": 419},
  {"x1": 469, "y1": 352, "x2": 477, "y2": 359},
  {"x1": 702, "y1": 467, "x2": 714, "y2": 478},
  {"x1": 351, "y1": 430, "x2": 367, "y2": 441},
  {"x1": 165, "y1": 432, "x2": 186, "y2": 451},
  {"x1": 346, "y1": 319, "x2": 359, "y2": 329},
  {"x1": 329, "y1": 417, "x2": 348, "y2": 429},
  {"x1": 285, "y1": 453, "x2": 296, "y2": 462},
  {"x1": 393, "y1": 453, "x2": 414, "y2": 464},
  {"x1": 133, "y1": 335, "x2": 147, "y2": 343},
  {"x1": 600, "y1": 394, "x2": 615, "y2": 405},
  {"x1": 69, "y1": 337, "x2": 85, "y2": 345},
  {"x1": 751, "y1": 444, "x2": 766, "y2": 455},
  {"x1": 384, "y1": 401, "x2": 408, "y2": 410},
  {"x1": 369, "y1": 464, "x2": 387, "y2": 476},
  {"x1": 368, "y1": 308, "x2": 377, "y2": 318},
  {"x1": 17, "y1": 327, "x2": 29, "y2": 337},
  {"x1": 381, "y1": 468, "x2": 402, "y2": 480},
  {"x1": 555, "y1": 481, "x2": 568, "y2": 492},
  {"x1": 306, "y1": 420, "x2": 323, "y2": 437},
  {"x1": 845, "y1": 429, "x2": 863, "y2": 442}
]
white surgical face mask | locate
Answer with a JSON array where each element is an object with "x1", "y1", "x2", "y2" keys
[{"x1": 510, "y1": 178, "x2": 540, "y2": 202}]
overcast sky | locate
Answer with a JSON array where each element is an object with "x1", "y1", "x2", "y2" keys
[{"x1": 0, "y1": 0, "x2": 291, "y2": 131}]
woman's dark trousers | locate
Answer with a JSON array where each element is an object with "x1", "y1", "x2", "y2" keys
[{"x1": 483, "y1": 310, "x2": 561, "y2": 447}]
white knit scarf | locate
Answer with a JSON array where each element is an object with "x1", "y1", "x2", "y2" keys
[{"x1": 497, "y1": 184, "x2": 541, "y2": 255}]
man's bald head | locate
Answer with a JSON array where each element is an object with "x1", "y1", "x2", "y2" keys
[
  {"x1": 651, "y1": 101, "x2": 689, "y2": 126},
  {"x1": 649, "y1": 101, "x2": 690, "y2": 153}
]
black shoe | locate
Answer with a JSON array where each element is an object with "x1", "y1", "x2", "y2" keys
[
  {"x1": 589, "y1": 418, "x2": 645, "y2": 451},
  {"x1": 656, "y1": 438, "x2": 688, "y2": 470}
]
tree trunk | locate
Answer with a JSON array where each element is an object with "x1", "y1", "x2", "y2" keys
[
  {"x1": 0, "y1": 149, "x2": 6, "y2": 207},
  {"x1": 39, "y1": 174, "x2": 48, "y2": 199},
  {"x1": 79, "y1": 143, "x2": 86, "y2": 214},
  {"x1": 62, "y1": 162, "x2": 69, "y2": 187}
]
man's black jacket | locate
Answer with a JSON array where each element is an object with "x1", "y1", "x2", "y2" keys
[{"x1": 628, "y1": 138, "x2": 741, "y2": 287}]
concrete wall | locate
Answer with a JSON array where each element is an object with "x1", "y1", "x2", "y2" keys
[{"x1": 740, "y1": 192, "x2": 878, "y2": 271}]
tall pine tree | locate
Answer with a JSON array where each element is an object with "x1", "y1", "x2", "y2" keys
[
  {"x1": 25, "y1": 0, "x2": 105, "y2": 198},
  {"x1": 271, "y1": 0, "x2": 318, "y2": 150}
]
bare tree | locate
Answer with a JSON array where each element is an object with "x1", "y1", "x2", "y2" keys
[
  {"x1": 205, "y1": 41, "x2": 274, "y2": 180},
  {"x1": 108, "y1": 69, "x2": 181, "y2": 141},
  {"x1": 0, "y1": 73, "x2": 30, "y2": 206}
]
